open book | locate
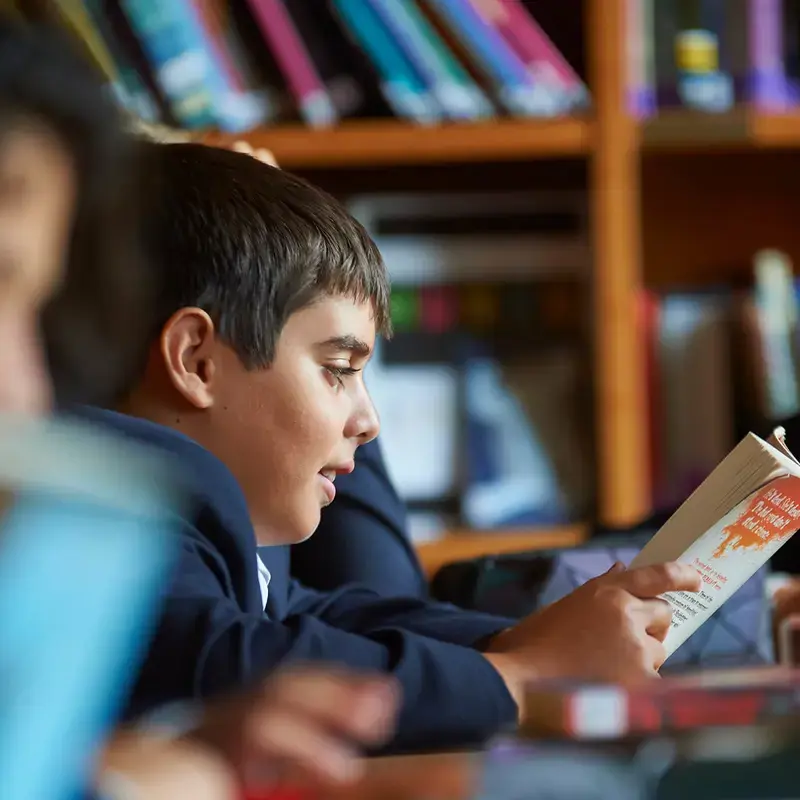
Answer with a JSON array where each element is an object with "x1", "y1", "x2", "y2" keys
[{"x1": 631, "y1": 427, "x2": 800, "y2": 659}]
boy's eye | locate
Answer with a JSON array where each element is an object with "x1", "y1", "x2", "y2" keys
[{"x1": 324, "y1": 365, "x2": 360, "y2": 390}]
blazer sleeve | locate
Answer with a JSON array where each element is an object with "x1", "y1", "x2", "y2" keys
[
  {"x1": 130, "y1": 536, "x2": 518, "y2": 752},
  {"x1": 290, "y1": 439, "x2": 427, "y2": 598},
  {"x1": 285, "y1": 579, "x2": 515, "y2": 649}
]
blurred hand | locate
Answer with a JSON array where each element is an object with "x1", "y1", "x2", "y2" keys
[
  {"x1": 99, "y1": 732, "x2": 237, "y2": 800},
  {"x1": 483, "y1": 562, "x2": 702, "y2": 718},
  {"x1": 98, "y1": 667, "x2": 398, "y2": 799},
  {"x1": 191, "y1": 666, "x2": 398, "y2": 788},
  {"x1": 231, "y1": 140, "x2": 278, "y2": 167}
]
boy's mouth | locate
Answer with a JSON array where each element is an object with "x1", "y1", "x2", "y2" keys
[
  {"x1": 318, "y1": 469, "x2": 337, "y2": 505},
  {"x1": 317, "y1": 462, "x2": 355, "y2": 506}
]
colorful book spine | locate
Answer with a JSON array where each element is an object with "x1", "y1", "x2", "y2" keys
[
  {"x1": 331, "y1": 0, "x2": 442, "y2": 124},
  {"x1": 369, "y1": 0, "x2": 493, "y2": 120},
  {"x1": 748, "y1": 0, "x2": 789, "y2": 109},
  {"x1": 423, "y1": 0, "x2": 548, "y2": 116},
  {"x1": 523, "y1": 671, "x2": 800, "y2": 740},
  {"x1": 474, "y1": 0, "x2": 589, "y2": 114},
  {"x1": 189, "y1": 0, "x2": 271, "y2": 130},
  {"x1": 627, "y1": 0, "x2": 657, "y2": 116},
  {"x1": 245, "y1": 0, "x2": 338, "y2": 127},
  {"x1": 82, "y1": 0, "x2": 162, "y2": 122},
  {"x1": 120, "y1": 0, "x2": 219, "y2": 129},
  {"x1": 282, "y1": 0, "x2": 371, "y2": 118}
]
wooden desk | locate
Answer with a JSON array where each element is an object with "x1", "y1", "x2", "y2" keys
[{"x1": 415, "y1": 525, "x2": 589, "y2": 577}]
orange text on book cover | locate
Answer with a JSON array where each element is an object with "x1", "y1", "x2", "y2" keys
[{"x1": 662, "y1": 475, "x2": 800, "y2": 654}]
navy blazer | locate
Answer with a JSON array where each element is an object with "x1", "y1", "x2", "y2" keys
[{"x1": 74, "y1": 408, "x2": 517, "y2": 752}]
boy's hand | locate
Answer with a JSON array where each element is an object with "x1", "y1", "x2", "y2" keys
[
  {"x1": 191, "y1": 667, "x2": 399, "y2": 787},
  {"x1": 483, "y1": 562, "x2": 701, "y2": 719}
]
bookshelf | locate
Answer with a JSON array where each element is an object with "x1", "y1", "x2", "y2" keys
[
  {"x1": 124, "y1": 1, "x2": 800, "y2": 558},
  {"x1": 644, "y1": 109, "x2": 800, "y2": 151},
  {"x1": 202, "y1": 117, "x2": 593, "y2": 169},
  {"x1": 415, "y1": 525, "x2": 588, "y2": 577}
]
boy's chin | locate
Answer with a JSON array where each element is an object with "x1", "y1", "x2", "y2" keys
[{"x1": 252, "y1": 510, "x2": 321, "y2": 547}]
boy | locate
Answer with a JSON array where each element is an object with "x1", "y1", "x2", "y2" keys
[{"x1": 82, "y1": 142, "x2": 699, "y2": 751}]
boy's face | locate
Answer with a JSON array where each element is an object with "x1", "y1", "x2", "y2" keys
[{"x1": 150, "y1": 295, "x2": 381, "y2": 545}]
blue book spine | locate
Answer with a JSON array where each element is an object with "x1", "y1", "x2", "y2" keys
[
  {"x1": 370, "y1": 0, "x2": 492, "y2": 120},
  {"x1": 332, "y1": 0, "x2": 442, "y2": 123},
  {"x1": 121, "y1": 0, "x2": 219, "y2": 128},
  {"x1": 183, "y1": 0, "x2": 270, "y2": 132},
  {"x1": 425, "y1": 0, "x2": 544, "y2": 116}
]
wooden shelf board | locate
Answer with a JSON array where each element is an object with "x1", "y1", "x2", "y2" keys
[
  {"x1": 200, "y1": 117, "x2": 593, "y2": 169},
  {"x1": 415, "y1": 524, "x2": 588, "y2": 577},
  {"x1": 643, "y1": 109, "x2": 800, "y2": 151}
]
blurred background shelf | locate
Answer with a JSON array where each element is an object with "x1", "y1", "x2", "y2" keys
[
  {"x1": 415, "y1": 524, "x2": 589, "y2": 577},
  {"x1": 201, "y1": 117, "x2": 593, "y2": 170},
  {"x1": 644, "y1": 109, "x2": 800, "y2": 152}
]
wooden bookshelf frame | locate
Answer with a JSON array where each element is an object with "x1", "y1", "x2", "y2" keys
[
  {"x1": 204, "y1": 0, "x2": 800, "y2": 551},
  {"x1": 202, "y1": 116, "x2": 592, "y2": 168}
]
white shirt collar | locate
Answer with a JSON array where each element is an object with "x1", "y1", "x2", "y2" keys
[{"x1": 256, "y1": 555, "x2": 271, "y2": 610}]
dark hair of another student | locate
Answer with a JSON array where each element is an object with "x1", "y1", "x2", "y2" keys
[
  {"x1": 0, "y1": 19, "x2": 153, "y2": 405},
  {"x1": 139, "y1": 141, "x2": 391, "y2": 368}
]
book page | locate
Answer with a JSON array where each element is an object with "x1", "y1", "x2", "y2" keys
[{"x1": 660, "y1": 474, "x2": 800, "y2": 656}]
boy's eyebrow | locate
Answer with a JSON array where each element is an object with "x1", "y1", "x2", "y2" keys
[{"x1": 319, "y1": 335, "x2": 372, "y2": 357}]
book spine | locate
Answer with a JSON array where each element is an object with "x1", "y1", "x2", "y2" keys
[
  {"x1": 748, "y1": 0, "x2": 788, "y2": 109},
  {"x1": 754, "y1": 249, "x2": 800, "y2": 420},
  {"x1": 784, "y1": 0, "x2": 800, "y2": 105},
  {"x1": 281, "y1": 0, "x2": 369, "y2": 118},
  {"x1": 331, "y1": 0, "x2": 442, "y2": 123},
  {"x1": 483, "y1": 0, "x2": 590, "y2": 113},
  {"x1": 83, "y1": 0, "x2": 162, "y2": 122},
  {"x1": 120, "y1": 0, "x2": 219, "y2": 128},
  {"x1": 423, "y1": 0, "x2": 544, "y2": 116},
  {"x1": 189, "y1": 0, "x2": 271, "y2": 130},
  {"x1": 370, "y1": 0, "x2": 493, "y2": 120},
  {"x1": 654, "y1": 0, "x2": 680, "y2": 107},
  {"x1": 627, "y1": 0, "x2": 658, "y2": 116},
  {"x1": 245, "y1": 0, "x2": 338, "y2": 127},
  {"x1": 538, "y1": 680, "x2": 800, "y2": 739},
  {"x1": 723, "y1": 0, "x2": 751, "y2": 102}
]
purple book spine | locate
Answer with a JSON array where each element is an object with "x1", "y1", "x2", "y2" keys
[{"x1": 748, "y1": 0, "x2": 788, "y2": 109}]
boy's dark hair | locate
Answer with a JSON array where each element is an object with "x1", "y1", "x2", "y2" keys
[
  {"x1": 0, "y1": 19, "x2": 152, "y2": 405},
  {"x1": 138, "y1": 141, "x2": 391, "y2": 368}
]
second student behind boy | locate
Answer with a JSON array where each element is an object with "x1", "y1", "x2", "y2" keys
[{"x1": 76, "y1": 142, "x2": 700, "y2": 752}]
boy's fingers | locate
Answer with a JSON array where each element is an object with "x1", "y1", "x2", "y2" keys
[
  {"x1": 266, "y1": 669, "x2": 398, "y2": 744},
  {"x1": 617, "y1": 562, "x2": 701, "y2": 598},
  {"x1": 640, "y1": 597, "x2": 674, "y2": 642},
  {"x1": 244, "y1": 709, "x2": 363, "y2": 786}
]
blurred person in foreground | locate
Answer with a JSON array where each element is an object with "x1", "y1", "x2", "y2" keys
[{"x1": 0, "y1": 17, "x2": 397, "y2": 800}]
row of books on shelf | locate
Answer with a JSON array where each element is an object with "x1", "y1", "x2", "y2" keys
[
  {"x1": 370, "y1": 281, "x2": 592, "y2": 541},
  {"x1": 389, "y1": 280, "x2": 581, "y2": 340},
  {"x1": 24, "y1": 0, "x2": 588, "y2": 132},
  {"x1": 630, "y1": 0, "x2": 800, "y2": 116},
  {"x1": 381, "y1": 248, "x2": 800, "y2": 540},
  {"x1": 640, "y1": 250, "x2": 800, "y2": 518}
]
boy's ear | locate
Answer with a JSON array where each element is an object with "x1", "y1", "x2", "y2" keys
[{"x1": 159, "y1": 307, "x2": 218, "y2": 409}]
